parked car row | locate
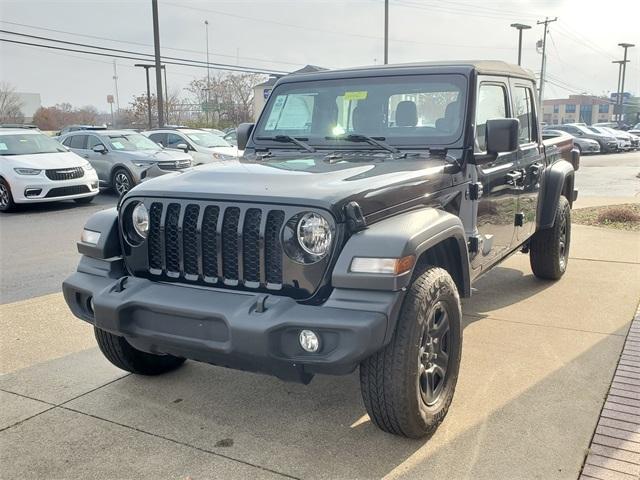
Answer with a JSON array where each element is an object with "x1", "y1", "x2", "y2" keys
[
  {"x1": 543, "y1": 123, "x2": 640, "y2": 154},
  {"x1": 0, "y1": 125, "x2": 243, "y2": 212}
]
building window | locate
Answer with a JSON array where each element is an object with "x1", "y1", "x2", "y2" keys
[
  {"x1": 599, "y1": 104, "x2": 609, "y2": 113},
  {"x1": 565, "y1": 104, "x2": 576, "y2": 113},
  {"x1": 553, "y1": 104, "x2": 559, "y2": 113}
]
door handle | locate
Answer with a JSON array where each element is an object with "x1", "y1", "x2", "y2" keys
[
  {"x1": 530, "y1": 162, "x2": 543, "y2": 176},
  {"x1": 506, "y1": 170, "x2": 524, "y2": 186}
]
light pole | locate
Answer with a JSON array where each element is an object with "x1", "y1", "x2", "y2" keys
[
  {"x1": 510, "y1": 23, "x2": 531, "y2": 66},
  {"x1": 617, "y1": 42, "x2": 635, "y2": 124},
  {"x1": 205, "y1": 20, "x2": 211, "y2": 126},
  {"x1": 612, "y1": 60, "x2": 625, "y2": 122}
]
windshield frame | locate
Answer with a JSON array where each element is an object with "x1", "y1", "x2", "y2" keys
[{"x1": 253, "y1": 73, "x2": 468, "y2": 150}]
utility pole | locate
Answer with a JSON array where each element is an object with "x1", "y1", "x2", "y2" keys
[
  {"x1": 384, "y1": 0, "x2": 389, "y2": 64},
  {"x1": 112, "y1": 59, "x2": 120, "y2": 125},
  {"x1": 135, "y1": 64, "x2": 154, "y2": 129},
  {"x1": 163, "y1": 66, "x2": 169, "y2": 124},
  {"x1": 151, "y1": 0, "x2": 164, "y2": 127},
  {"x1": 536, "y1": 16, "x2": 557, "y2": 104},
  {"x1": 617, "y1": 42, "x2": 635, "y2": 124},
  {"x1": 205, "y1": 20, "x2": 211, "y2": 127},
  {"x1": 510, "y1": 23, "x2": 531, "y2": 66}
]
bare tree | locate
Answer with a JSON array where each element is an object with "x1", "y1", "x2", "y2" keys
[{"x1": 0, "y1": 82, "x2": 25, "y2": 123}]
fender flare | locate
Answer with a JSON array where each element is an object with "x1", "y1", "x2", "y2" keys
[
  {"x1": 332, "y1": 208, "x2": 471, "y2": 296},
  {"x1": 77, "y1": 207, "x2": 121, "y2": 259},
  {"x1": 536, "y1": 159, "x2": 574, "y2": 230}
]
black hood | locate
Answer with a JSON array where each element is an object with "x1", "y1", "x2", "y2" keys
[{"x1": 128, "y1": 152, "x2": 455, "y2": 221}]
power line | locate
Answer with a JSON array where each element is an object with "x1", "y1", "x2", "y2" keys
[
  {"x1": 0, "y1": 30, "x2": 287, "y2": 75},
  {"x1": 0, "y1": 37, "x2": 284, "y2": 76},
  {"x1": 0, "y1": 19, "x2": 302, "y2": 68}
]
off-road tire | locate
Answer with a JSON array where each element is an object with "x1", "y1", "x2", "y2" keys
[
  {"x1": 94, "y1": 327, "x2": 185, "y2": 375},
  {"x1": 529, "y1": 195, "x2": 571, "y2": 280},
  {"x1": 360, "y1": 266, "x2": 462, "y2": 438},
  {"x1": 74, "y1": 196, "x2": 94, "y2": 204},
  {"x1": 0, "y1": 178, "x2": 16, "y2": 212}
]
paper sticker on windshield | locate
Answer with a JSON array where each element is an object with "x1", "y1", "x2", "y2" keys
[
  {"x1": 344, "y1": 91, "x2": 368, "y2": 101},
  {"x1": 111, "y1": 141, "x2": 124, "y2": 149},
  {"x1": 0, "y1": 143, "x2": 7, "y2": 151}
]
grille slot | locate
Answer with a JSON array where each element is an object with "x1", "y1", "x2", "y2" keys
[
  {"x1": 146, "y1": 202, "x2": 285, "y2": 289},
  {"x1": 45, "y1": 185, "x2": 89, "y2": 197},
  {"x1": 45, "y1": 167, "x2": 84, "y2": 181}
]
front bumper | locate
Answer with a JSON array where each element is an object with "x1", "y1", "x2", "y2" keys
[
  {"x1": 11, "y1": 170, "x2": 99, "y2": 203},
  {"x1": 63, "y1": 258, "x2": 400, "y2": 382}
]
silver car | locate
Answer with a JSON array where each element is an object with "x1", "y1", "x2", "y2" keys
[
  {"x1": 60, "y1": 130, "x2": 192, "y2": 196},
  {"x1": 144, "y1": 128, "x2": 238, "y2": 165}
]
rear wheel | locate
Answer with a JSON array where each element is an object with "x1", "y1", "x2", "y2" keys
[
  {"x1": 0, "y1": 178, "x2": 16, "y2": 212},
  {"x1": 112, "y1": 168, "x2": 134, "y2": 197},
  {"x1": 94, "y1": 327, "x2": 185, "y2": 375},
  {"x1": 360, "y1": 266, "x2": 462, "y2": 438},
  {"x1": 529, "y1": 195, "x2": 571, "y2": 280}
]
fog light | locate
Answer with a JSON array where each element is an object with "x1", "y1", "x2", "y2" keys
[{"x1": 299, "y1": 330, "x2": 320, "y2": 353}]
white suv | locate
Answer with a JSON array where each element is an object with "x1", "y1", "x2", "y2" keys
[
  {"x1": 0, "y1": 129, "x2": 99, "y2": 212},
  {"x1": 144, "y1": 128, "x2": 238, "y2": 165}
]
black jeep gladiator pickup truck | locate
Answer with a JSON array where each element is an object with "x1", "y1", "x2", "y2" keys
[{"x1": 63, "y1": 61, "x2": 578, "y2": 438}]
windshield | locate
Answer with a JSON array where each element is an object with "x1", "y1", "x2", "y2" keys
[
  {"x1": 0, "y1": 133, "x2": 66, "y2": 155},
  {"x1": 108, "y1": 133, "x2": 161, "y2": 151},
  {"x1": 254, "y1": 74, "x2": 467, "y2": 148},
  {"x1": 186, "y1": 132, "x2": 231, "y2": 148}
]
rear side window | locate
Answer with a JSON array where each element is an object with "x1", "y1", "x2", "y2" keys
[
  {"x1": 167, "y1": 133, "x2": 185, "y2": 148},
  {"x1": 68, "y1": 135, "x2": 87, "y2": 149},
  {"x1": 513, "y1": 86, "x2": 535, "y2": 144},
  {"x1": 475, "y1": 83, "x2": 508, "y2": 151}
]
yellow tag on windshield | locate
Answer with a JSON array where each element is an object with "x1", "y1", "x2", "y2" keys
[{"x1": 344, "y1": 91, "x2": 368, "y2": 101}]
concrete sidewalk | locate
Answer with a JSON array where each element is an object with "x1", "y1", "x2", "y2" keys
[{"x1": 1, "y1": 223, "x2": 639, "y2": 479}]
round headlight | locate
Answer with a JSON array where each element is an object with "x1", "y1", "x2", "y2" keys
[
  {"x1": 296, "y1": 213, "x2": 332, "y2": 257},
  {"x1": 132, "y1": 202, "x2": 149, "y2": 239}
]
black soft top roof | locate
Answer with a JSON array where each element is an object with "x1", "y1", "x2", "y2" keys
[{"x1": 277, "y1": 60, "x2": 535, "y2": 84}]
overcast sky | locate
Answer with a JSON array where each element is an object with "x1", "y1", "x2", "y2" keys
[{"x1": 1, "y1": 0, "x2": 638, "y2": 111}]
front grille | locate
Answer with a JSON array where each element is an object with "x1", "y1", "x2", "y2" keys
[
  {"x1": 158, "y1": 160, "x2": 190, "y2": 171},
  {"x1": 45, "y1": 167, "x2": 84, "y2": 181},
  {"x1": 146, "y1": 201, "x2": 286, "y2": 288},
  {"x1": 45, "y1": 185, "x2": 90, "y2": 198}
]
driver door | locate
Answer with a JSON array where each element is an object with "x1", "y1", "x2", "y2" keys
[
  {"x1": 472, "y1": 79, "x2": 518, "y2": 271},
  {"x1": 85, "y1": 134, "x2": 111, "y2": 183}
]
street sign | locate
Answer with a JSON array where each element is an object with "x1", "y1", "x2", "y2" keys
[
  {"x1": 107, "y1": 95, "x2": 114, "y2": 104},
  {"x1": 201, "y1": 101, "x2": 215, "y2": 112},
  {"x1": 610, "y1": 92, "x2": 632, "y2": 103}
]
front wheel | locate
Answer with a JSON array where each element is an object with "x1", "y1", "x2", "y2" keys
[
  {"x1": 529, "y1": 195, "x2": 571, "y2": 280},
  {"x1": 94, "y1": 327, "x2": 185, "y2": 375},
  {"x1": 0, "y1": 178, "x2": 16, "y2": 212},
  {"x1": 360, "y1": 266, "x2": 462, "y2": 438},
  {"x1": 112, "y1": 168, "x2": 134, "y2": 197}
]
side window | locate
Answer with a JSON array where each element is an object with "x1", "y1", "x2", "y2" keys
[
  {"x1": 69, "y1": 135, "x2": 87, "y2": 150},
  {"x1": 86, "y1": 135, "x2": 104, "y2": 150},
  {"x1": 148, "y1": 133, "x2": 166, "y2": 146},
  {"x1": 513, "y1": 86, "x2": 535, "y2": 144},
  {"x1": 475, "y1": 83, "x2": 508, "y2": 151},
  {"x1": 61, "y1": 137, "x2": 72, "y2": 147},
  {"x1": 167, "y1": 133, "x2": 186, "y2": 148}
]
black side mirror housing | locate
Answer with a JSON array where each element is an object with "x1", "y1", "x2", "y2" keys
[
  {"x1": 486, "y1": 118, "x2": 519, "y2": 155},
  {"x1": 236, "y1": 123, "x2": 255, "y2": 151}
]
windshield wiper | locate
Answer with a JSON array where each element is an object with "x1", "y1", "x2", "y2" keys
[
  {"x1": 256, "y1": 135, "x2": 316, "y2": 153},
  {"x1": 325, "y1": 133, "x2": 401, "y2": 155}
]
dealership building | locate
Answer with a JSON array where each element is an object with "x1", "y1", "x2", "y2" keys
[{"x1": 542, "y1": 94, "x2": 614, "y2": 125}]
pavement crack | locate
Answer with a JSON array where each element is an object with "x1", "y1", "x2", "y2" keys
[
  {"x1": 58, "y1": 405, "x2": 301, "y2": 480},
  {"x1": 569, "y1": 257, "x2": 640, "y2": 266}
]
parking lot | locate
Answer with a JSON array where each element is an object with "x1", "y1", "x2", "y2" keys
[{"x1": 1, "y1": 151, "x2": 639, "y2": 479}]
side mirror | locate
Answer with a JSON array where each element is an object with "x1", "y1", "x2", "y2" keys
[
  {"x1": 176, "y1": 143, "x2": 189, "y2": 153},
  {"x1": 236, "y1": 123, "x2": 255, "y2": 151},
  {"x1": 486, "y1": 118, "x2": 519, "y2": 155},
  {"x1": 92, "y1": 144, "x2": 107, "y2": 154}
]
